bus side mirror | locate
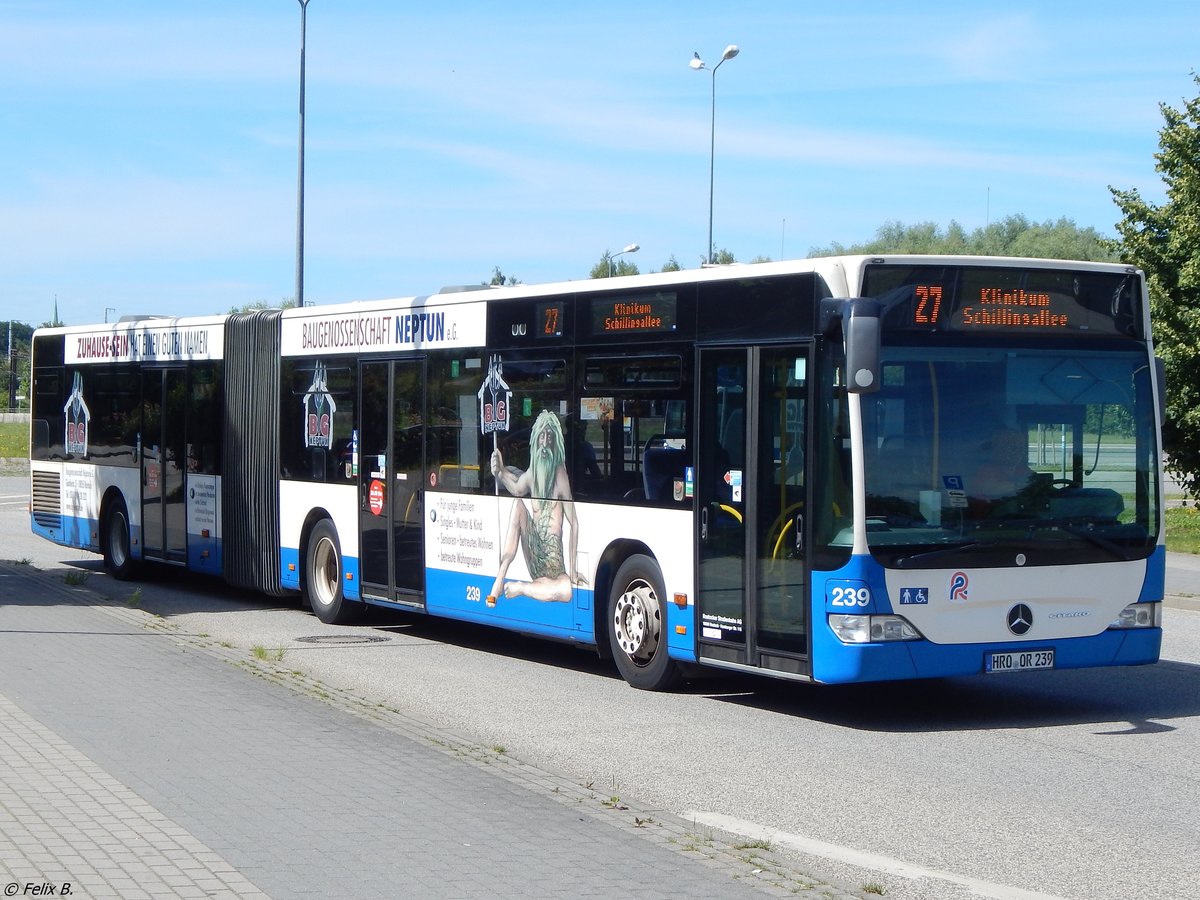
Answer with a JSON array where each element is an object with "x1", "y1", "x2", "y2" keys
[{"x1": 843, "y1": 299, "x2": 882, "y2": 393}]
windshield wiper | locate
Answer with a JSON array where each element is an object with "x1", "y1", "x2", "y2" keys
[
  {"x1": 987, "y1": 514, "x2": 1134, "y2": 560},
  {"x1": 1053, "y1": 522, "x2": 1131, "y2": 560},
  {"x1": 891, "y1": 522, "x2": 1133, "y2": 567},
  {"x1": 892, "y1": 540, "x2": 988, "y2": 567}
]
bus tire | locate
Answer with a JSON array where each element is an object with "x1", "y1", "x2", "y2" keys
[
  {"x1": 607, "y1": 554, "x2": 680, "y2": 691},
  {"x1": 304, "y1": 519, "x2": 361, "y2": 625},
  {"x1": 102, "y1": 497, "x2": 136, "y2": 581}
]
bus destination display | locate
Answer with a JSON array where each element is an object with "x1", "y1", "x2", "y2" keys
[
  {"x1": 591, "y1": 293, "x2": 677, "y2": 336},
  {"x1": 929, "y1": 284, "x2": 1069, "y2": 330},
  {"x1": 863, "y1": 264, "x2": 1139, "y2": 337}
]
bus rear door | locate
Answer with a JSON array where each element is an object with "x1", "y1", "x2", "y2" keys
[{"x1": 697, "y1": 346, "x2": 812, "y2": 678}]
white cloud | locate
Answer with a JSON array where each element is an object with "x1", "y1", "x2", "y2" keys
[{"x1": 929, "y1": 14, "x2": 1049, "y2": 81}]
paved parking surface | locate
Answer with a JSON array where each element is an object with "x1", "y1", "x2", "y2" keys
[{"x1": 0, "y1": 560, "x2": 860, "y2": 899}]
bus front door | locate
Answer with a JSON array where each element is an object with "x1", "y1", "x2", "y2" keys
[
  {"x1": 141, "y1": 367, "x2": 187, "y2": 564},
  {"x1": 359, "y1": 358, "x2": 426, "y2": 606},
  {"x1": 697, "y1": 346, "x2": 812, "y2": 677}
]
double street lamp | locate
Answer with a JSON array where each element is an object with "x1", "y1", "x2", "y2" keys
[
  {"x1": 608, "y1": 243, "x2": 640, "y2": 277},
  {"x1": 690, "y1": 44, "x2": 739, "y2": 265}
]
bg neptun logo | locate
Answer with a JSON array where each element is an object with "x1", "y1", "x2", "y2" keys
[
  {"x1": 302, "y1": 361, "x2": 336, "y2": 449},
  {"x1": 64, "y1": 371, "x2": 91, "y2": 456}
]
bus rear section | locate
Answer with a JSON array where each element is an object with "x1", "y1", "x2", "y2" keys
[{"x1": 28, "y1": 319, "x2": 227, "y2": 579}]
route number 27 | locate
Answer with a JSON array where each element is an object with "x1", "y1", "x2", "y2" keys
[{"x1": 913, "y1": 284, "x2": 943, "y2": 325}]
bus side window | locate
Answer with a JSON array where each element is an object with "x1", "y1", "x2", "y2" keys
[
  {"x1": 579, "y1": 354, "x2": 691, "y2": 506},
  {"x1": 280, "y1": 359, "x2": 356, "y2": 483},
  {"x1": 31, "y1": 419, "x2": 50, "y2": 454}
]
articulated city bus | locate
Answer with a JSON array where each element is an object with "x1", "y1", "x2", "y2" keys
[{"x1": 29, "y1": 255, "x2": 1165, "y2": 689}]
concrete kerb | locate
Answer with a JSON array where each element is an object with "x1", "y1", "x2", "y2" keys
[
  {"x1": 0, "y1": 457, "x2": 28, "y2": 475},
  {"x1": 2, "y1": 560, "x2": 867, "y2": 900},
  {"x1": 1166, "y1": 593, "x2": 1200, "y2": 613}
]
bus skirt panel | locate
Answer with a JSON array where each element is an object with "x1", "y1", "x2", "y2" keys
[{"x1": 811, "y1": 622, "x2": 1162, "y2": 684}]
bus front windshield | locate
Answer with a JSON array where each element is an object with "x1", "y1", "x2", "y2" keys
[{"x1": 861, "y1": 343, "x2": 1159, "y2": 568}]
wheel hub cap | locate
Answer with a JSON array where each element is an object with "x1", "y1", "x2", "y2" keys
[{"x1": 614, "y1": 582, "x2": 660, "y2": 664}]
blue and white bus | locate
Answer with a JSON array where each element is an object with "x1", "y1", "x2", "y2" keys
[{"x1": 29, "y1": 255, "x2": 1165, "y2": 689}]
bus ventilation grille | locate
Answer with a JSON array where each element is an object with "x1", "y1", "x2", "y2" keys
[{"x1": 31, "y1": 470, "x2": 62, "y2": 529}]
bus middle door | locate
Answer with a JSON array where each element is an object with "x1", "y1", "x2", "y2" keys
[{"x1": 359, "y1": 358, "x2": 427, "y2": 606}]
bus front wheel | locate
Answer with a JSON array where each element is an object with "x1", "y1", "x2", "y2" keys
[
  {"x1": 102, "y1": 498, "x2": 135, "y2": 581},
  {"x1": 304, "y1": 520, "x2": 360, "y2": 625},
  {"x1": 607, "y1": 554, "x2": 680, "y2": 691}
]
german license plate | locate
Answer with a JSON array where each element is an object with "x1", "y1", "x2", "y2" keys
[{"x1": 985, "y1": 649, "x2": 1055, "y2": 673}]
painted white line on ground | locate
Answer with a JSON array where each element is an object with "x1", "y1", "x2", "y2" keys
[{"x1": 683, "y1": 810, "x2": 1069, "y2": 900}]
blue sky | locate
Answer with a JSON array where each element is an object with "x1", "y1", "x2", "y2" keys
[{"x1": 2, "y1": 0, "x2": 1198, "y2": 326}]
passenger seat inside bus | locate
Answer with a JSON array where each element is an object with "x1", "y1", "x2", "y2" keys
[{"x1": 642, "y1": 434, "x2": 689, "y2": 502}]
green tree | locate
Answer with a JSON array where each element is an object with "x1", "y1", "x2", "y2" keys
[
  {"x1": 590, "y1": 251, "x2": 640, "y2": 279},
  {"x1": 808, "y1": 215, "x2": 1114, "y2": 261},
  {"x1": 1111, "y1": 74, "x2": 1200, "y2": 495},
  {"x1": 229, "y1": 298, "x2": 297, "y2": 313},
  {"x1": 487, "y1": 266, "x2": 520, "y2": 286},
  {"x1": 4, "y1": 321, "x2": 35, "y2": 410},
  {"x1": 660, "y1": 255, "x2": 683, "y2": 272}
]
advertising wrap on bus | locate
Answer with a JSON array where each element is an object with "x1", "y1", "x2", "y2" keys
[
  {"x1": 280, "y1": 298, "x2": 487, "y2": 356},
  {"x1": 66, "y1": 322, "x2": 225, "y2": 364},
  {"x1": 422, "y1": 492, "x2": 695, "y2": 652}
]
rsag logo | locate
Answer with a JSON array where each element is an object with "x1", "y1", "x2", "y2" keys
[{"x1": 949, "y1": 571, "x2": 969, "y2": 602}]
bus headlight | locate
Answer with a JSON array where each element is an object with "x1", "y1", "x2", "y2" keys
[
  {"x1": 1109, "y1": 602, "x2": 1161, "y2": 629},
  {"x1": 828, "y1": 614, "x2": 922, "y2": 644}
]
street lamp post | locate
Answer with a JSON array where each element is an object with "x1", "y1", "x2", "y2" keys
[
  {"x1": 690, "y1": 44, "x2": 739, "y2": 265},
  {"x1": 295, "y1": 0, "x2": 311, "y2": 308},
  {"x1": 608, "y1": 242, "x2": 640, "y2": 277}
]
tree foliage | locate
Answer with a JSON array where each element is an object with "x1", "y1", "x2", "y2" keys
[
  {"x1": 2, "y1": 321, "x2": 34, "y2": 410},
  {"x1": 229, "y1": 298, "x2": 297, "y2": 313},
  {"x1": 808, "y1": 215, "x2": 1116, "y2": 262},
  {"x1": 487, "y1": 266, "x2": 520, "y2": 286},
  {"x1": 1111, "y1": 74, "x2": 1200, "y2": 495},
  {"x1": 589, "y1": 251, "x2": 641, "y2": 279}
]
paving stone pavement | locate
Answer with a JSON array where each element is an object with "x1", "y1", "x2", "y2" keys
[{"x1": 0, "y1": 561, "x2": 863, "y2": 900}]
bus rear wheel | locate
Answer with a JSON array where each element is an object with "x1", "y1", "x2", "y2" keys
[
  {"x1": 607, "y1": 554, "x2": 680, "y2": 691},
  {"x1": 102, "y1": 497, "x2": 135, "y2": 580},
  {"x1": 304, "y1": 520, "x2": 361, "y2": 625}
]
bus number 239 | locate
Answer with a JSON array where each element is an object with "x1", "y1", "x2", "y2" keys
[{"x1": 828, "y1": 583, "x2": 872, "y2": 608}]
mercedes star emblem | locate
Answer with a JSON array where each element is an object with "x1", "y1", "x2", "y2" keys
[{"x1": 1007, "y1": 603, "x2": 1033, "y2": 636}]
